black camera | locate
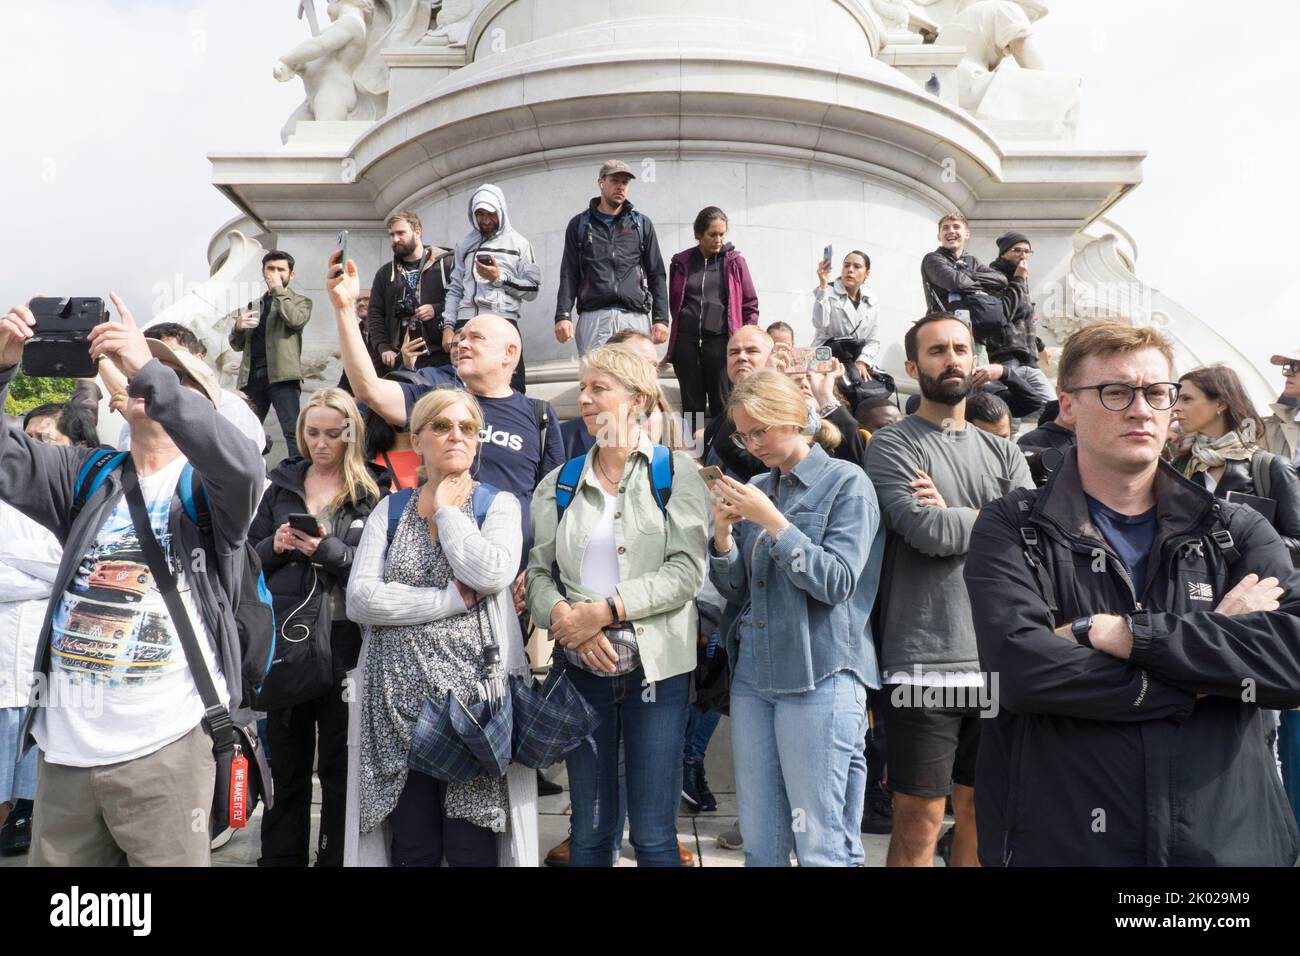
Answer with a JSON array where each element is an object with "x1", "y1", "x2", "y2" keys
[
  {"x1": 1023, "y1": 446, "x2": 1065, "y2": 487},
  {"x1": 23, "y1": 297, "x2": 105, "y2": 378},
  {"x1": 825, "y1": 336, "x2": 897, "y2": 412}
]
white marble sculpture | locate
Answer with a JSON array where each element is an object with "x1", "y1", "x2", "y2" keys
[
  {"x1": 871, "y1": 0, "x2": 942, "y2": 38},
  {"x1": 275, "y1": 0, "x2": 433, "y2": 141},
  {"x1": 418, "y1": 0, "x2": 486, "y2": 47},
  {"x1": 936, "y1": 0, "x2": 1079, "y2": 134}
]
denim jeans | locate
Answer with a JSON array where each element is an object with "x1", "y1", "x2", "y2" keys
[
  {"x1": 731, "y1": 660, "x2": 869, "y2": 866},
  {"x1": 245, "y1": 366, "x2": 301, "y2": 458},
  {"x1": 564, "y1": 665, "x2": 690, "y2": 867},
  {"x1": 684, "y1": 707, "x2": 722, "y2": 764}
]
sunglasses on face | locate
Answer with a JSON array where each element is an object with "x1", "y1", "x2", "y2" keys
[
  {"x1": 1281, "y1": 363, "x2": 1300, "y2": 375},
  {"x1": 425, "y1": 418, "x2": 478, "y2": 437}
]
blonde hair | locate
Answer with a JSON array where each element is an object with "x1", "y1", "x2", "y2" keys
[
  {"x1": 297, "y1": 388, "x2": 381, "y2": 511},
  {"x1": 727, "y1": 369, "x2": 842, "y2": 451},
  {"x1": 410, "y1": 388, "x2": 484, "y2": 480},
  {"x1": 581, "y1": 345, "x2": 661, "y2": 417},
  {"x1": 1057, "y1": 322, "x2": 1175, "y2": 392}
]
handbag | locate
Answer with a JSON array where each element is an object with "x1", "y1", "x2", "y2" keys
[
  {"x1": 123, "y1": 466, "x2": 272, "y2": 831},
  {"x1": 560, "y1": 622, "x2": 641, "y2": 677}
]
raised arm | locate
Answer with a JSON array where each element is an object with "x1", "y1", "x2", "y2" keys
[{"x1": 328, "y1": 253, "x2": 409, "y2": 426}]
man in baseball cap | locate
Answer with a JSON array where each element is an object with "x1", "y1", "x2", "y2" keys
[
  {"x1": 554, "y1": 159, "x2": 669, "y2": 355},
  {"x1": 1262, "y1": 348, "x2": 1300, "y2": 462}
]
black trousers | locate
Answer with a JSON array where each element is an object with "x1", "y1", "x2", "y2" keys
[
  {"x1": 389, "y1": 768, "x2": 498, "y2": 867},
  {"x1": 257, "y1": 622, "x2": 358, "y2": 867},
  {"x1": 245, "y1": 366, "x2": 302, "y2": 458},
  {"x1": 866, "y1": 686, "x2": 889, "y2": 788},
  {"x1": 671, "y1": 333, "x2": 727, "y2": 419}
]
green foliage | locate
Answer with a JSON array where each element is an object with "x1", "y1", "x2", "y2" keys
[{"x1": 3, "y1": 370, "x2": 77, "y2": 416}]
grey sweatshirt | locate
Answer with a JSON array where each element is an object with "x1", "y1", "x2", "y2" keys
[{"x1": 864, "y1": 413, "x2": 1033, "y2": 677}]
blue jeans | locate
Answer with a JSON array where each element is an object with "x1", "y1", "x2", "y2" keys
[
  {"x1": 684, "y1": 707, "x2": 722, "y2": 764},
  {"x1": 0, "y1": 707, "x2": 36, "y2": 803},
  {"x1": 564, "y1": 666, "x2": 690, "y2": 867},
  {"x1": 730, "y1": 663, "x2": 868, "y2": 866}
]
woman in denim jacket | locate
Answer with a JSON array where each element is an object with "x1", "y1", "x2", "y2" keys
[{"x1": 708, "y1": 369, "x2": 883, "y2": 866}]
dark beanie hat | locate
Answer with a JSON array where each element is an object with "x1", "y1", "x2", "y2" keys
[{"x1": 996, "y1": 231, "x2": 1031, "y2": 256}]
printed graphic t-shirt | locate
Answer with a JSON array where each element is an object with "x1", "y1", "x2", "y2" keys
[{"x1": 36, "y1": 455, "x2": 227, "y2": 767}]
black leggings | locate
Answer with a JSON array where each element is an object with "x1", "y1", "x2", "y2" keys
[
  {"x1": 389, "y1": 769, "x2": 498, "y2": 867},
  {"x1": 672, "y1": 333, "x2": 728, "y2": 420}
]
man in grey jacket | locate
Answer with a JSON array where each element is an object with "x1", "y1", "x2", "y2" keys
[
  {"x1": 864, "y1": 312, "x2": 1033, "y2": 868},
  {"x1": 441, "y1": 184, "x2": 542, "y2": 393},
  {"x1": 0, "y1": 295, "x2": 265, "y2": 866}
]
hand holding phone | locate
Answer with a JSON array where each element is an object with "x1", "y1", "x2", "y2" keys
[
  {"x1": 698, "y1": 465, "x2": 724, "y2": 488},
  {"x1": 286, "y1": 513, "x2": 323, "y2": 537}
]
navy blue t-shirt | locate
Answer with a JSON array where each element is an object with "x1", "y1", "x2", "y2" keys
[
  {"x1": 400, "y1": 368, "x2": 565, "y2": 566},
  {"x1": 1085, "y1": 495, "x2": 1158, "y2": 599}
]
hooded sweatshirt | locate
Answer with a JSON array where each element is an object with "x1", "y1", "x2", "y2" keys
[{"x1": 442, "y1": 184, "x2": 542, "y2": 327}]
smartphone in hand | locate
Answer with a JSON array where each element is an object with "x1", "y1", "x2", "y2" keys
[
  {"x1": 286, "y1": 513, "x2": 322, "y2": 537},
  {"x1": 698, "y1": 465, "x2": 724, "y2": 488}
]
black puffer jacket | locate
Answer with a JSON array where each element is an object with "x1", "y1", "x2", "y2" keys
[
  {"x1": 987, "y1": 256, "x2": 1038, "y2": 366},
  {"x1": 966, "y1": 449, "x2": 1300, "y2": 866},
  {"x1": 249, "y1": 457, "x2": 386, "y2": 675},
  {"x1": 1170, "y1": 451, "x2": 1300, "y2": 561}
]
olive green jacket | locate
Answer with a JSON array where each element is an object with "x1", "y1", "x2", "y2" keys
[
  {"x1": 226, "y1": 286, "x2": 313, "y2": 387},
  {"x1": 526, "y1": 438, "x2": 708, "y2": 683}
]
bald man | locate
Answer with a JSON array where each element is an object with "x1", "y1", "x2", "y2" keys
[{"x1": 332, "y1": 295, "x2": 564, "y2": 563}]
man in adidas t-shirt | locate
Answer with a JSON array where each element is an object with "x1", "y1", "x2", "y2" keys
[
  {"x1": 0, "y1": 295, "x2": 265, "y2": 866},
  {"x1": 332, "y1": 257, "x2": 564, "y2": 570}
]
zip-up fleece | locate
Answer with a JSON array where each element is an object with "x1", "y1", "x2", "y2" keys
[
  {"x1": 967, "y1": 449, "x2": 1300, "y2": 866},
  {"x1": 0, "y1": 359, "x2": 266, "y2": 755},
  {"x1": 666, "y1": 243, "x2": 759, "y2": 357},
  {"x1": 442, "y1": 184, "x2": 542, "y2": 327}
]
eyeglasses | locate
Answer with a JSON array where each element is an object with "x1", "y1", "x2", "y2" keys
[
  {"x1": 1281, "y1": 363, "x2": 1300, "y2": 375},
  {"x1": 1066, "y1": 382, "x2": 1181, "y2": 411},
  {"x1": 730, "y1": 424, "x2": 776, "y2": 449},
  {"x1": 1007, "y1": 248, "x2": 1033, "y2": 256},
  {"x1": 425, "y1": 418, "x2": 478, "y2": 436}
]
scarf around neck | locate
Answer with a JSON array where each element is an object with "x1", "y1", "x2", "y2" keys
[{"x1": 1182, "y1": 429, "x2": 1255, "y2": 477}]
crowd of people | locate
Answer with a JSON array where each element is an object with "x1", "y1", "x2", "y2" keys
[{"x1": 2, "y1": 159, "x2": 1300, "y2": 868}]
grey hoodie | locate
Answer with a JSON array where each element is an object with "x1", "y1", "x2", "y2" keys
[{"x1": 442, "y1": 183, "x2": 542, "y2": 326}]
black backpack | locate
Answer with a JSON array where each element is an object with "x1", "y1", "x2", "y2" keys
[{"x1": 71, "y1": 449, "x2": 276, "y2": 710}]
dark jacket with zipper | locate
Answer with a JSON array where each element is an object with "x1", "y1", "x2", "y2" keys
[
  {"x1": 966, "y1": 448, "x2": 1300, "y2": 866},
  {"x1": 555, "y1": 198, "x2": 669, "y2": 324},
  {"x1": 367, "y1": 246, "x2": 453, "y2": 356},
  {"x1": 987, "y1": 255, "x2": 1038, "y2": 366},
  {"x1": 249, "y1": 458, "x2": 385, "y2": 676},
  {"x1": 1170, "y1": 451, "x2": 1300, "y2": 560}
]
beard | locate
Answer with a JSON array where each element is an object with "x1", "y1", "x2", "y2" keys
[
  {"x1": 392, "y1": 236, "x2": 419, "y2": 259},
  {"x1": 917, "y1": 365, "x2": 972, "y2": 406}
]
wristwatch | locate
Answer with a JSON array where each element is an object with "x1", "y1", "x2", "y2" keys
[
  {"x1": 818, "y1": 401, "x2": 842, "y2": 418},
  {"x1": 1071, "y1": 615, "x2": 1094, "y2": 648},
  {"x1": 605, "y1": 596, "x2": 620, "y2": 626}
]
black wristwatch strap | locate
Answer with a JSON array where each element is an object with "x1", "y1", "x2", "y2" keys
[
  {"x1": 1071, "y1": 614, "x2": 1094, "y2": 648},
  {"x1": 605, "y1": 596, "x2": 620, "y2": 625}
]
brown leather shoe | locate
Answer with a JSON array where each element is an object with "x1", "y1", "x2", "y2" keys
[
  {"x1": 544, "y1": 837, "x2": 570, "y2": 867},
  {"x1": 678, "y1": 840, "x2": 694, "y2": 867}
]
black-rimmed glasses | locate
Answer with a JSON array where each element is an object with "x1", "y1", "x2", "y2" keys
[{"x1": 1066, "y1": 382, "x2": 1180, "y2": 411}]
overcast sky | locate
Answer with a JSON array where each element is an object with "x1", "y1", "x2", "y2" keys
[{"x1": 0, "y1": 0, "x2": 1292, "y2": 393}]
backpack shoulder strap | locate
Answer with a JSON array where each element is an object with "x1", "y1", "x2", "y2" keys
[
  {"x1": 531, "y1": 398, "x2": 552, "y2": 486},
  {"x1": 1251, "y1": 452, "x2": 1274, "y2": 503},
  {"x1": 554, "y1": 455, "x2": 588, "y2": 521},
  {"x1": 577, "y1": 209, "x2": 592, "y2": 247},
  {"x1": 71, "y1": 449, "x2": 129, "y2": 523},
  {"x1": 630, "y1": 209, "x2": 646, "y2": 255},
  {"x1": 471, "y1": 483, "x2": 500, "y2": 528},
  {"x1": 648, "y1": 443, "x2": 674, "y2": 514},
  {"x1": 386, "y1": 486, "x2": 416, "y2": 552},
  {"x1": 178, "y1": 463, "x2": 214, "y2": 538}
]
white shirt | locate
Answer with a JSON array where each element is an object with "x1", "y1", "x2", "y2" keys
[
  {"x1": 36, "y1": 455, "x2": 227, "y2": 767},
  {"x1": 0, "y1": 502, "x2": 63, "y2": 709},
  {"x1": 578, "y1": 487, "x2": 621, "y2": 600}
]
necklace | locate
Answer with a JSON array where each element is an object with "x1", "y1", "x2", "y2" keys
[{"x1": 594, "y1": 449, "x2": 624, "y2": 488}]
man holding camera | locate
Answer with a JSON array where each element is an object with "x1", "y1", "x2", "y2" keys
[
  {"x1": 440, "y1": 184, "x2": 541, "y2": 394},
  {"x1": 226, "y1": 250, "x2": 313, "y2": 458},
  {"x1": 966, "y1": 322, "x2": 1300, "y2": 866},
  {"x1": 367, "y1": 210, "x2": 454, "y2": 371},
  {"x1": 0, "y1": 295, "x2": 265, "y2": 866}
]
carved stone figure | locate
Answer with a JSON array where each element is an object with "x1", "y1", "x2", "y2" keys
[
  {"x1": 936, "y1": 0, "x2": 1078, "y2": 133},
  {"x1": 418, "y1": 0, "x2": 486, "y2": 47}
]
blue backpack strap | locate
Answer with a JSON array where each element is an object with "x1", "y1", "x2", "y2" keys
[
  {"x1": 554, "y1": 455, "x2": 588, "y2": 521},
  {"x1": 577, "y1": 208, "x2": 592, "y2": 247},
  {"x1": 630, "y1": 209, "x2": 645, "y2": 254},
  {"x1": 471, "y1": 482, "x2": 500, "y2": 528},
  {"x1": 71, "y1": 449, "x2": 129, "y2": 523},
  {"x1": 386, "y1": 487, "x2": 416, "y2": 552},
  {"x1": 648, "y1": 443, "x2": 674, "y2": 513},
  {"x1": 178, "y1": 463, "x2": 212, "y2": 535}
]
